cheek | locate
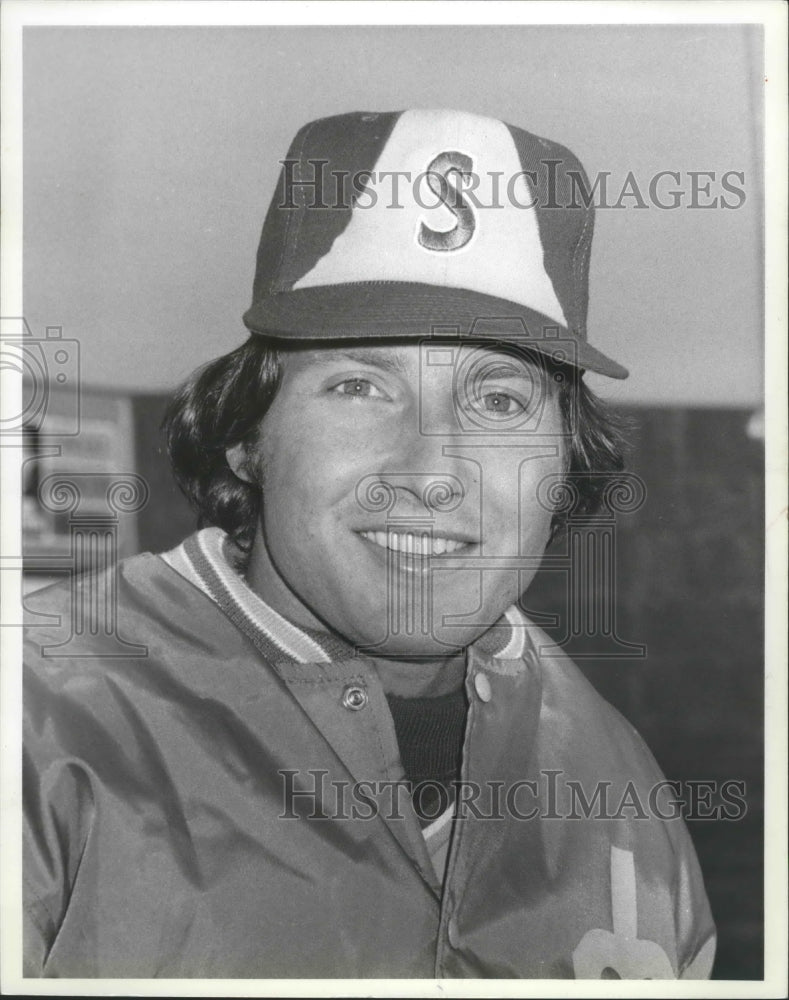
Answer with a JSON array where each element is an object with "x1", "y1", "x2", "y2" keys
[
  {"x1": 484, "y1": 450, "x2": 563, "y2": 518},
  {"x1": 261, "y1": 445, "x2": 321, "y2": 538},
  {"x1": 520, "y1": 405, "x2": 568, "y2": 529},
  {"x1": 257, "y1": 415, "x2": 359, "y2": 543},
  {"x1": 262, "y1": 401, "x2": 401, "y2": 503},
  {"x1": 528, "y1": 455, "x2": 566, "y2": 535}
]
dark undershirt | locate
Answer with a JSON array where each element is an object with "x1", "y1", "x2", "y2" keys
[{"x1": 385, "y1": 688, "x2": 468, "y2": 826}]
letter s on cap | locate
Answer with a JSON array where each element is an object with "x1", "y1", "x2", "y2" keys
[{"x1": 418, "y1": 151, "x2": 476, "y2": 251}]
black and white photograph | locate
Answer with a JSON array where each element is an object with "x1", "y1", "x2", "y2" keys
[{"x1": 1, "y1": 1, "x2": 786, "y2": 994}]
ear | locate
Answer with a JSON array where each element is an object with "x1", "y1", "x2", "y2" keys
[{"x1": 226, "y1": 442, "x2": 254, "y2": 484}]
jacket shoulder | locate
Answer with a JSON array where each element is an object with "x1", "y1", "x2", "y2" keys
[
  {"x1": 522, "y1": 622, "x2": 716, "y2": 975},
  {"x1": 22, "y1": 545, "x2": 265, "y2": 696},
  {"x1": 525, "y1": 620, "x2": 667, "y2": 786},
  {"x1": 25, "y1": 550, "x2": 197, "y2": 653}
]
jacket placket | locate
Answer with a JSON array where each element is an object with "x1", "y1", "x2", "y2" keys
[{"x1": 271, "y1": 655, "x2": 444, "y2": 898}]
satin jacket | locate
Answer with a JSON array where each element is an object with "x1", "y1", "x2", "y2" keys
[{"x1": 23, "y1": 528, "x2": 716, "y2": 979}]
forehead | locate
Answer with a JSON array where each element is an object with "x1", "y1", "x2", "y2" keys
[{"x1": 279, "y1": 340, "x2": 550, "y2": 379}]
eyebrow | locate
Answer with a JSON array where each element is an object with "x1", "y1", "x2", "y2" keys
[
  {"x1": 308, "y1": 347, "x2": 410, "y2": 375},
  {"x1": 301, "y1": 344, "x2": 554, "y2": 384},
  {"x1": 476, "y1": 361, "x2": 541, "y2": 379}
]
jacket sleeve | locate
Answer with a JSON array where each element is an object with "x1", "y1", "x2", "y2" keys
[
  {"x1": 23, "y1": 648, "x2": 96, "y2": 976},
  {"x1": 680, "y1": 933, "x2": 716, "y2": 979},
  {"x1": 673, "y1": 816, "x2": 717, "y2": 978}
]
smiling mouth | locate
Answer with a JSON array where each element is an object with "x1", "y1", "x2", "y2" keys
[{"x1": 357, "y1": 530, "x2": 472, "y2": 557}]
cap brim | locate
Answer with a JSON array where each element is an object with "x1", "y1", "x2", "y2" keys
[{"x1": 243, "y1": 282, "x2": 628, "y2": 379}]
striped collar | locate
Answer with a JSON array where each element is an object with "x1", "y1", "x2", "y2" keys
[{"x1": 160, "y1": 527, "x2": 528, "y2": 665}]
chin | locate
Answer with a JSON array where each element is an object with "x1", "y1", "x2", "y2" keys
[{"x1": 326, "y1": 575, "x2": 516, "y2": 658}]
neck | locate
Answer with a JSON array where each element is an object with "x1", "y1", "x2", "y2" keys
[{"x1": 368, "y1": 651, "x2": 467, "y2": 698}]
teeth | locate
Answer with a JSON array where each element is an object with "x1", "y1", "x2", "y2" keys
[{"x1": 359, "y1": 531, "x2": 468, "y2": 556}]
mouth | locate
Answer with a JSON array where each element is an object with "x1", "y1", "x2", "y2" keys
[{"x1": 356, "y1": 529, "x2": 473, "y2": 557}]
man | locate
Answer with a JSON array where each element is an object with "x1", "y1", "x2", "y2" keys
[{"x1": 23, "y1": 109, "x2": 715, "y2": 978}]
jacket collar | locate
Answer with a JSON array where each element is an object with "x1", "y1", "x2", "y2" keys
[{"x1": 161, "y1": 527, "x2": 530, "y2": 666}]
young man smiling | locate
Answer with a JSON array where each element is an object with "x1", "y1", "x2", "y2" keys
[
  {"x1": 23, "y1": 109, "x2": 716, "y2": 979},
  {"x1": 224, "y1": 339, "x2": 564, "y2": 661}
]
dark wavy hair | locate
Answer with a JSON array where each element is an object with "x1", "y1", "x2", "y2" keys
[{"x1": 164, "y1": 335, "x2": 626, "y2": 551}]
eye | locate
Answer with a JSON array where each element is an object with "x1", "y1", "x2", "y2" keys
[
  {"x1": 330, "y1": 377, "x2": 387, "y2": 400},
  {"x1": 481, "y1": 391, "x2": 523, "y2": 415},
  {"x1": 468, "y1": 388, "x2": 530, "y2": 421}
]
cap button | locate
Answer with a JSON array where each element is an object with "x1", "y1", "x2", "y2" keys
[
  {"x1": 473, "y1": 672, "x2": 492, "y2": 703},
  {"x1": 341, "y1": 685, "x2": 368, "y2": 711}
]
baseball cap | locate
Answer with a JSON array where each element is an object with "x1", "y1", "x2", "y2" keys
[{"x1": 243, "y1": 109, "x2": 628, "y2": 379}]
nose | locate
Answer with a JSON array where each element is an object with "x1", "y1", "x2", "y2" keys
[{"x1": 364, "y1": 396, "x2": 473, "y2": 518}]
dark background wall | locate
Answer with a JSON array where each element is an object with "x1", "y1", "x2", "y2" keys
[
  {"x1": 133, "y1": 394, "x2": 764, "y2": 980},
  {"x1": 529, "y1": 405, "x2": 764, "y2": 980}
]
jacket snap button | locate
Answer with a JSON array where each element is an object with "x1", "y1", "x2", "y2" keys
[
  {"x1": 474, "y1": 672, "x2": 492, "y2": 702},
  {"x1": 341, "y1": 685, "x2": 368, "y2": 711}
]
